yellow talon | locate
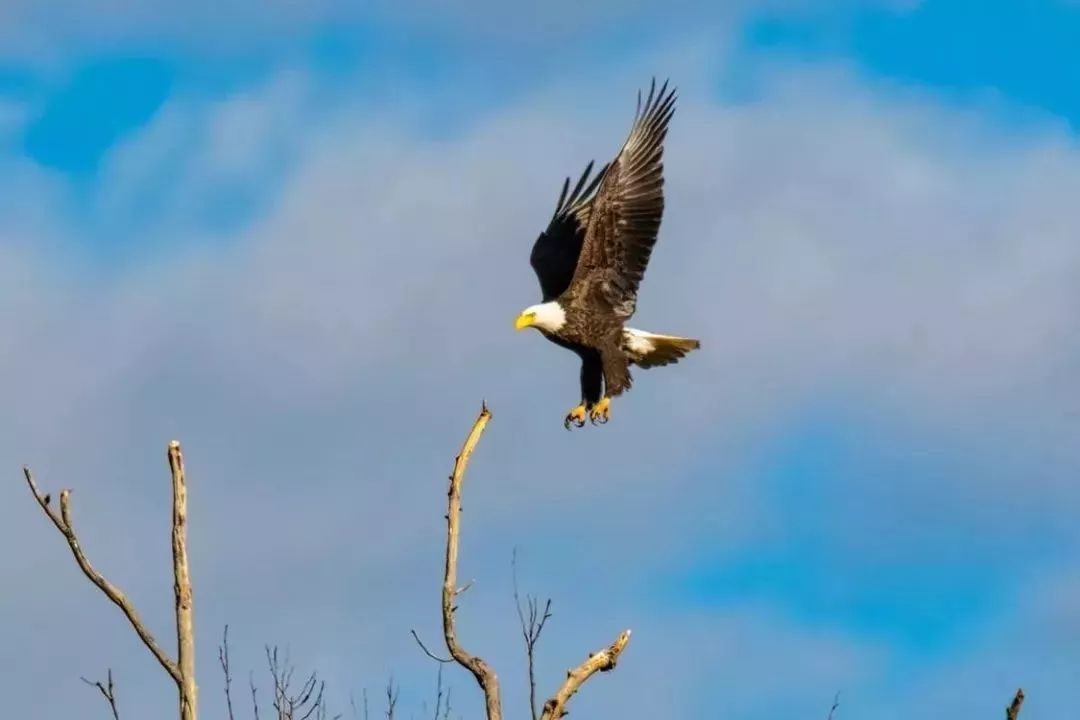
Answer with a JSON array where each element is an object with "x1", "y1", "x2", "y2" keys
[
  {"x1": 564, "y1": 404, "x2": 587, "y2": 430},
  {"x1": 589, "y1": 397, "x2": 611, "y2": 425}
]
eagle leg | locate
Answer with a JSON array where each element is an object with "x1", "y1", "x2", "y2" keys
[
  {"x1": 589, "y1": 397, "x2": 611, "y2": 425},
  {"x1": 564, "y1": 404, "x2": 588, "y2": 430}
]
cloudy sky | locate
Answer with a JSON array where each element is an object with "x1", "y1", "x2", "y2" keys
[{"x1": 2, "y1": 1, "x2": 1080, "y2": 718}]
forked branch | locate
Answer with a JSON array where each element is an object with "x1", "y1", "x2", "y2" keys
[
  {"x1": 23, "y1": 470, "x2": 180, "y2": 682},
  {"x1": 439, "y1": 403, "x2": 630, "y2": 720},
  {"x1": 264, "y1": 645, "x2": 333, "y2": 720},
  {"x1": 24, "y1": 441, "x2": 198, "y2": 720},
  {"x1": 81, "y1": 668, "x2": 120, "y2": 720},
  {"x1": 512, "y1": 548, "x2": 552, "y2": 720}
]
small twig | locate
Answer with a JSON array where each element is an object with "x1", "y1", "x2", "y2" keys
[
  {"x1": 411, "y1": 629, "x2": 453, "y2": 664},
  {"x1": 512, "y1": 548, "x2": 552, "y2": 720},
  {"x1": 826, "y1": 691, "x2": 840, "y2": 720},
  {"x1": 441, "y1": 403, "x2": 502, "y2": 720},
  {"x1": 1007, "y1": 688, "x2": 1025, "y2": 720},
  {"x1": 432, "y1": 665, "x2": 445, "y2": 720},
  {"x1": 220, "y1": 625, "x2": 236, "y2": 720},
  {"x1": 250, "y1": 672, "x2": 261, "y2": 720},
  {"x1": 264, "y1": 644, "x2": 336, "y2": 720},
  {"x1": 441, "y1": 687, "x2": 453, "y2": 720},
  {"x1": 385, "y1": 677, "x2": 399, "y2": 720},
  {"x1": 538, "y1": 630, "x2": 631, "y2": 720},
  {"x1": 80, "y1": 668, "x2": 120, "y2": 720}
]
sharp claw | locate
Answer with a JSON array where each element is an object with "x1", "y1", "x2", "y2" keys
[
  {"x1": 588, "y1": 397, "x2": 611, "y2": 425},
  {"x1": 564, "y1": 405, "x2": 588, "y2": 430}
]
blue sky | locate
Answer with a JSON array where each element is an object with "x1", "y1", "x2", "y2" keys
[
  {"x1": 743, "y1": 2, "x2": 1080, "y2": 126},
  {"x1": 3, "y1": 2, "x2": 1080, "y2": 719}
]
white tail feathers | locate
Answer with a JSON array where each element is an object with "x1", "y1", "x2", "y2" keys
[{"x1": 622, "y1": 328, "x2": 701, "y2": 369}]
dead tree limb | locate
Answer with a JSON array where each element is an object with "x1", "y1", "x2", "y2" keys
[
  {"x1": 441, "y1": 403, "x2": 502, "y2": 720},
  {"x1": 169, "y1": 441, "x2": 198, "y2": 720},
  {"x1": 81, "y1": 668, "x2": 120, "y2": 720},
  {"x1": 439, "y1": 403, "x2": 630, "y2": 720},
  {"x1": 1006, "y1": 688, "x2": 1025, "y2": 720},
  {"x1": 538, "y1": 630, "x2": 631, "y2": 720},
  {"x1": 24, "y1": 440, "x2": 199, "y2": 720}
]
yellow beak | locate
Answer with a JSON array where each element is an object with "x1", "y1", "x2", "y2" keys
[{"x1": 514, "y1": 312, "x2": 535, "y2": 331}]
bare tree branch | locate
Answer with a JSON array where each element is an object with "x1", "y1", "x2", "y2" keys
[
  {"x1": 267, "y1": 646, "x2": 310, "y2": 720},
  {"x1": 410, "y1": 629, "x2": 453, "y2": 664},
  {"x1": 219, "y1": 625, "x2": 236, "y2": 720},
  {"x1": 169, "y1": 441, "x2": 199, "y2": 720},
  {"x1": 385, "y1": 677, "x2": 399, "y2": 720},
  {"x1": 1007, "y1": 688, "x2": 1025, "y2": 720},
  {"x1": 23, "y1": 468, "x2": 181, "y2": 684},
  {"x1": 251, "y1": 673, "x2": 262, "y2": 720},
  {"x1": 24, "y1": 441, "x2": 199, "y2": 720},
  {"x1": 437, "y1": 403, "x2": 630, "y2": 720},
  {"x1": 441, "y1": 403, "x2": 502, "y2": 720},
  {"x1": 80, "y1": 668, "x2": 120, "y2": 720},
  {"x1": 512, "y1": 548, "x2": 552, "y2": 720},
  {"x1": 441, "y1": 687, "x2": 453, "y2": 720},
  {"x1": 826, "y1": 691, "x2": 840, "y2": 720},
  {"x1": 538, "y1": 630, "x2": 631, "y2": 720},
  {"x1": 261, "y1": 644, "x2": 340, "y2": 720},
  {"x1": 431, "y1": 665, "x2": 445, "y2": 720}
]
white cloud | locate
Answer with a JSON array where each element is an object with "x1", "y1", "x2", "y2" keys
[
  {"x1": 95, "y1": 69, "x2": 314, "y2": 236},
  {"x1": 2, "y1": 44, "x2": 1080, "y2": 719}
]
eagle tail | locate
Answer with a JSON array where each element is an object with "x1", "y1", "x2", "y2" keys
[{"x1": 622, "y1": 328, "x2": 700, "y2": 369}]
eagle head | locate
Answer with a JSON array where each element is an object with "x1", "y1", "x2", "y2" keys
[{"x1": 515, "y1": 302, "x2": 567, "y2": 332}]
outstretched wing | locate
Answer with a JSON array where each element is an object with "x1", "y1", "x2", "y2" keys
[
  {"x1": 568, "y1": 78, "x2": 676, "y2": 318},
  {"x1": 529, "y1": 160, "x2": 609, "y2": 301}
]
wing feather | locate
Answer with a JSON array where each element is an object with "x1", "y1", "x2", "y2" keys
[
  {"x1": 528, "y1": 160, "x2": 609, "y2": 301},
  {"x1": 569, "y1": 78, "x2": 677, "y2": 318}
]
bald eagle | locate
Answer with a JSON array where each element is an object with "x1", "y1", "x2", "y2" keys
[{"x1": 515, "y1": 78, "x2": 700, "y2": 429}]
